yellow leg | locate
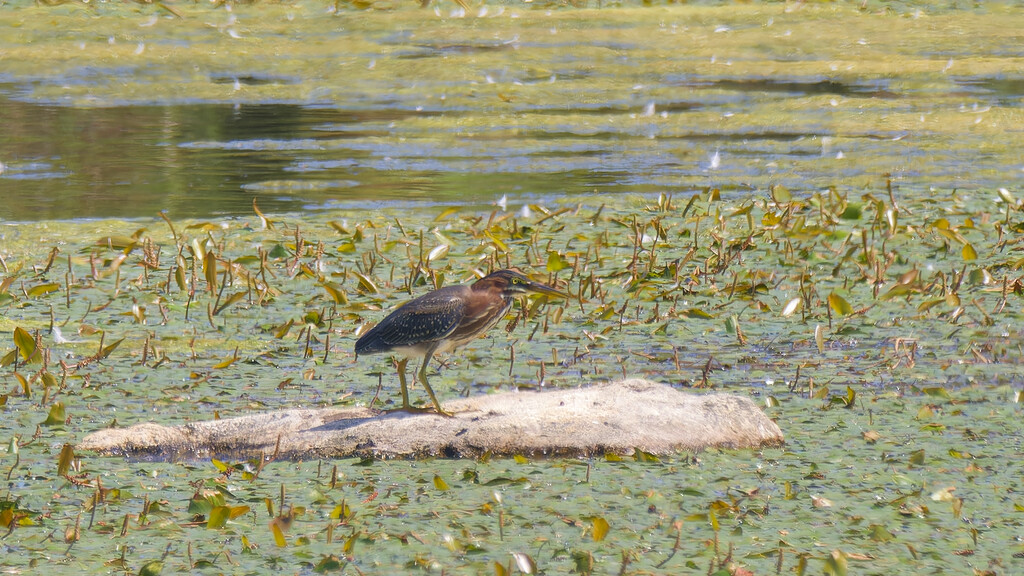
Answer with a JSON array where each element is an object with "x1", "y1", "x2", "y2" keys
[
  {"x1": 394, "y1": 358, "x2": 411, "y2": 410},
  {"x1": 417, "y1": 356, "x2": 452, "y2": 417}
]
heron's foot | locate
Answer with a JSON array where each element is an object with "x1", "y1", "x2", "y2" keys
[{"x1": 385, "y1": 404, "x2": 455, "y2": 418}]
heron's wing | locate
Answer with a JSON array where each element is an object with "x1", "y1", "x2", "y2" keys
[{"x1": 357, "y1": 288, "x2": 466, "y2": 352}]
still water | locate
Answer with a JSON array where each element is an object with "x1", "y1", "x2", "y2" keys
[{"x1": 0, "y1": 3, "x2": 1021, "y2": 221}]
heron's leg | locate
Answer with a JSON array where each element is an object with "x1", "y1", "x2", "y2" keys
[
  {"x1": 395, "y1": 358, "x2": 411, "y2": 410},
  {"x1": 417, "y1": 346, "x2": 452, "y2": 417}
]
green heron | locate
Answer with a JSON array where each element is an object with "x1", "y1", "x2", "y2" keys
[{"x1": 355, "y1": 268, "x2": 568, "y2": 416}]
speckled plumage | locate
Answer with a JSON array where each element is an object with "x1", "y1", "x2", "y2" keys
[{"x1": 355, "y1": 269, "x2": 567, "y2": 415}]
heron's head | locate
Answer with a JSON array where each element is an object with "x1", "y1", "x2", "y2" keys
[{"x1": 477, "y1": 269, "x2": 568, "y2": 300}]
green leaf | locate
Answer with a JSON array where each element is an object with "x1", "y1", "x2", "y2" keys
[
  {"x1": 921, "y1": 387, "x2": 951, "y2": 400},
  {"x1": 961, "y1": 243, "x2": 977, "y2": 261},
  {"x1": 207, "y1": 506, "x2": 230, "y2": 529},
  {"x1": 839, "y1": 203, "x2": 862, "y2": 220},
  {"x1": 321, "y1": 282, "x2": 348, "y2": 305},
  {"x1": 14, "y1": 372, "x2": 30, "y2": 398},
  {"x1": 270, "y1": 521, "x2": 287, "y2": 547},
  {"x1": 27, "y1": 283, "x2": 60, "y2": 298},
  {"x1": 98, "y1": 338, "x2": 125, "y2": 360},
  {"x1": 203, "y1": 251, "x2": 218, "y2": 293},
  {"x1": 680, "y1": 308, "x2": 714, "y2": 319},
  {"x1": 827, "y1": 292, "x2": 853, "y2": 316},
  {"x1": 511, "y1": 552, "x2": 536, "y2": 575},
  {"x1": 57, "y1": 444, "x2": 75, "y2": 476},
  {"x1": 633, "y1": 448, "x2": 660, "y2": 463},
  {"x1": 13, "y1": 327, "x2": 36, "y2": 361},
  {"x1": 138, "y1": 561, "x2": 163, "y2": 576},
  {"x1": 41, "y1": 402, "x2": 66, "y2": 426},
  {"x1": 823, "y1": 550, "x2": 848, "y2": 576},
  {"x1": 313, "y1": 555, "x2": 345, "y2": 573},
  {"x1": 546, "y1": 251, "x2": 568, "y2": 273},
  {"x1": 207, "y1": 505, "x2": 249, "y2": 529}
]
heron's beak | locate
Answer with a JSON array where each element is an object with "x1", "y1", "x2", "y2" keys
[{"x1": 525, "y1": 280, "x2": 570, "y2": 300}]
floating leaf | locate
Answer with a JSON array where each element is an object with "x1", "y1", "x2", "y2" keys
[
  {"x1": 839, "y1": 203, "x2": 862, "y2": 220},
  {"x1": 569, "y1": 551, "x2": 593, "y2": 575},
  {"x1": 352, "y1": 271, "x2": 379, "y2": 294},
  {"x1": 203, "y1": 251, "x2": 218, "y2": 293},
  {"x1": 321, "y1": 282, "x2": 348, "y2": 305},
  {"x1": 427, "y1": 244, "x2": 449, "y2": 262},
  {"x1": 270, "y1": 521, "x2": 287, "y2": 547},
  {"x1": 214, "y1": 291, "x2": 247, "y2": 315},
  {"x1": 961, "y1": 243, "x2": 977, "y2": 261},
  {"x1": 880, "y1": 283, "x2": 917, "y2": 300},
  {"x1": 724, "y1": 315, "x2": 739, "y2": 334},
  {"x1": 781, "y1": 297, "x2": 801, "y2": 317},
  {"x1": 771, "y1": 185, "x2": 792, "y2": 203},
  {"x1": 95, "y1": 236, "x2": 138, "y2": 251},
  {"x1": 208, "y1": 505, "x2": 250, "y2": 529},
  {"x1": 329, "y1": 502, "x2": 351, "y2": 520},
  {"x1": 213, "y1": 352, "x2": 238, "y2": 370},
  {"x1": 633, "y1": 448, "x2": 660, "y2": 463},
  {"x1": 680, "y1": 308, "x2": 714, "y2": 319},
  {"x1": 27, "y1": 283, "x2": 60, "y2": 298},
  {"x1": 312, "y1": 555, "x2": 344, "y2": 573},
  {"x1": 273, "y1": 319, "x2": 295, "y2": 339},
  {"x1": 967, "y1": 268, "x2": 992, "y2": 285},
  {"x1": 41, "y1": 402, "x2": 66, "y2": 426},
  {"x1": 922, "y1": 387, "x2": 951, "y2": 400},
  {"x1": 948, "y1": 448, "x2": 974, "y2": 459},
  {"x1": 867, "y1": 524, "x2": 895, "y2": 542},
  {"x1": 174, "y1": 263, "x2": 187, "y2": 291},
  {"x1": 268, "y1": 244, "x2": 289, "y2": 259},
  {"x1": 546, "y1": 251, "x2": 568, "y2": 273},
  {"x1": 434, "y1": 207, "x2": 460, "y2": 221},
  {"x1": 511, "y1": 552, "x2": 536, "y2": 574},
  {"x1": 57, "y1": 444, "x2": 75, "y2": 476},
  {"x1": 14, "y1": 372, "x2": 30, "y2": 398},
  {"x1": 827, "y1": 292, "x2": 853, "y2": 316},
  {"x1": 138, "y1": 561, "x2": 163, "y2": 576},
  {"x1": 13, "y1": 327, "x2": 36, "y2": 362},
  {"x1": 823, "y1": 550, "x2": 848, "y2": 576},
  {"x1": 98, "y1": 338, "x2": 125, "y2": 360}
]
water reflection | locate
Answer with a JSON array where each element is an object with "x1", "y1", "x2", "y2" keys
[{"x1": 1, "y1": 65, "x2": 1021, "y2": 222}]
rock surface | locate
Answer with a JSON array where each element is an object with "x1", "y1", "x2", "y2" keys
[{"x1": 78, "y1": 379, "x2": 784, "y2": 460}]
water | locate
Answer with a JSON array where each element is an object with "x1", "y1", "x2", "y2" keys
[{"x1": 1, "y1": 4, "x2": 1021, "y2": 222}]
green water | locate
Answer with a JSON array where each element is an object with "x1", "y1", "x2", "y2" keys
[
  {"x1": 2, "y1": 1, "x2": 1021, "y2": 221},
  {"x1": 1, "y1": 2, "x2": 1023, "y2": 575}
]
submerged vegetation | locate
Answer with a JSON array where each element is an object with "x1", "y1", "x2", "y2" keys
[
  {"x1": 1, "y1": 0, "x2": 1024, "y2": 574},
  {"x1": 2, "y1": 183, "x2": 1023, "y2": 573}
]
